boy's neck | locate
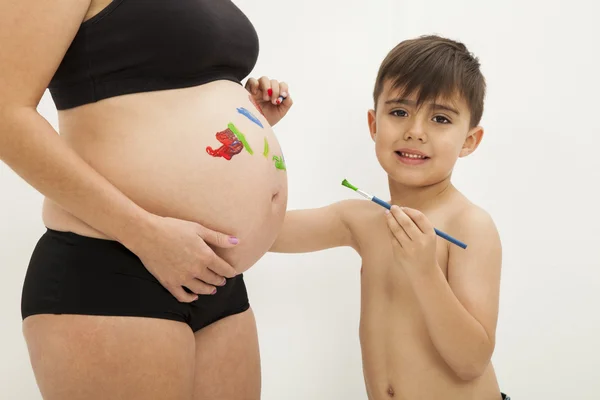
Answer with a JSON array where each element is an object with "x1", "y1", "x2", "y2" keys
[{"x1": 388, "y1": 176, "x2": 455, "y2": 211}]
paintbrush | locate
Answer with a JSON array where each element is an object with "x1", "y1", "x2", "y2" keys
[{"x1": 341, "y1": 178, "x2": 467, "y2": 249}]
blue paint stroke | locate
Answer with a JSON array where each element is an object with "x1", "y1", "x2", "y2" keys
[{"x1": 237, "y1": 107, "x2": 263, "y2": 128}]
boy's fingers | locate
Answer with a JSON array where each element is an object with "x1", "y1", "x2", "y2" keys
[
  {"x1": 390, "y1": 206, "x2": 419, "y2": 240},
  {"x1": 401, "y1": 207, "x2": 431, "y2": 234},
  {"x1": 386, "y1": 211, "x2": 409, "y2": 245}
]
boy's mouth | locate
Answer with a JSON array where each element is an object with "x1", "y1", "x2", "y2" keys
[{"x1": 395, "y1": 149, "x2": 430, "y2": 165}]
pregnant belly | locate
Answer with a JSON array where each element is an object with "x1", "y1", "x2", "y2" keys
[{"x1": 43, "y1": 81, "x2": 288, "y2": 272}]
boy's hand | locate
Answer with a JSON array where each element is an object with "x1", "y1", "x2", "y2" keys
[
  {"x1": 245, "y1": 76, "x2": 293, "y2": 127},
  {"x1": 386, "y1": 205, "x2": 438, "y2": 274}
]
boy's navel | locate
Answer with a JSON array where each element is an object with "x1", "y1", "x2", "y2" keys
[{"x1": 387, "y1": 385, "x2": 395, "y2": 397}]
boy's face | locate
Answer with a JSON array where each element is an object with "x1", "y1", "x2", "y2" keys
[{"x1": 368, "y1": 81, "x2": 484, "y2": 187}]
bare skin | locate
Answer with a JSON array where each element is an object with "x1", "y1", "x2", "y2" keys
[
  {"x1": 23, "y1": 316, "x2": 197, "y2": 400},
  {"x1": 358, "y1": 196, "x2": 501, "y2": 400},
  {"x1": 2, "y1": 0, "x2": 290, "y2": 398},
  {"x1": 192, "y1": 308, "x2": 261, "y2": 400},
  {"x1": 273, "y1": 195, "x2": 502, "y2": 400},
  {"x1": 271, "y1": 83, "x2": 503, "y2": 399},
  {"x1": 23, "y1": 308, "x2": 261, "y2": 400}
]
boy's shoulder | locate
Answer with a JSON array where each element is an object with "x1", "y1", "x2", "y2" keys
[
  {"x1": 336, "y1": 198, "x2": 384, "y2": 223},
  {"x1": 332, "y1": 198, "x2": 389, "y2": 254},
  {"x1": 336, "y1": 198, "x2": 389, "y2": 241},
  {"x1": 446, "y1": 193, "x2": 501, "y2": 252},
  {"x1": 334, "y1": 191, "x2": 500, "y2": 252}
]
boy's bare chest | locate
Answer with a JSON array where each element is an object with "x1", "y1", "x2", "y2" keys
[
  {"x1": 358, "y1": 221, "x2": 449, "y2": 286},
  {"x1": 357, "y1": 222, "x2": 452, "y2": 374}
]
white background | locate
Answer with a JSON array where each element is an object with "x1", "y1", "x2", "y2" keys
[{"x1": 2, "y1": 0, "x2": 599, "y2": 398}]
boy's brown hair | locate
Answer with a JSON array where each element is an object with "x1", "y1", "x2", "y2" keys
[{"x1": 373, "y1": 35, "x2": 486, "y2": 128}]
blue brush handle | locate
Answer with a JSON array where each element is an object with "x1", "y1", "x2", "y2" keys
[
  {"x1": 372, "y1": 196, "x2": 392, "y2": 210},
  {"x1": 434, "y1": 228, "x2": 467, "y2": 249},
  {"x1": 372, "y1": 196, "x2": 467, "y2": 249}
]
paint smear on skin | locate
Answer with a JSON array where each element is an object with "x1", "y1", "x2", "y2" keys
[
  {"x1": 273, "y1": 155, "x2": 286, "y2": 171},
  {"x1": 228, "y1": 122, "x2": 253, "y2": 155},
  {"x1": 249, "y1": 94, "x2": 265, "y2": 117},
  {"x1": 263, "y1": 137, "x2": 269, "y2": 158},
  {"x1": 237, "y1": 107, "x2": 263, "y2": 128},
  {"x1": 206, "y1": 127, "x2": 244, "y2": 160}
]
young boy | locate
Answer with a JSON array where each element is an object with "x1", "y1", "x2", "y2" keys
[{"x1": 270, "y1": 35, "x2": 509, "y2": 400}]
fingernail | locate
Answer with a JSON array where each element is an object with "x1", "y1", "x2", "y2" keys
[
  {"x1": 267, "y1": 88, "x2": 273, "y2": 96},
  {"x1": 385, "y1": 210, "x2": 390, "y2": 214},
  {"x1": 221, "y1": 279, "x2": 227, "y2": 286},
  {"x1": 281, "y1": 91, "x2": 288, "y2": 98},
  {"x1": 193, "y1": 296, "x2": 199, "y2": 301},
  {"x1": 228, "y1": 236, "x2": 239, "y2": 245},
  {"x1": 212, "y1": 288, "x2": 217, "y2": 295},
  {"x1": 276, "y1": 98, "x2": 282, "y2": 105}
]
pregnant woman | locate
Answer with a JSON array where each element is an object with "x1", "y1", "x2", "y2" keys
[{"x1": 0, "y1": 1, "x2": 292, "y2": 399}]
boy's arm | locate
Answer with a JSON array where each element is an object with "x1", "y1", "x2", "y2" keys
[
  {"x1": 408, "y1": 208, "x2": 502, "y2": 381},
  {"x1": 270, "y1": 200, "x2": 359, "y2": 253}
]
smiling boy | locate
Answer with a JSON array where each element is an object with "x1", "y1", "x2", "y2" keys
[{"x1": 271, "y1": 35, "x2": 509, "y2": 399}]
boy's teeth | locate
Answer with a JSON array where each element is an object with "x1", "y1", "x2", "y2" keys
[{"x1": 399, "y1": 152, "x2": 426, "y2": 159}]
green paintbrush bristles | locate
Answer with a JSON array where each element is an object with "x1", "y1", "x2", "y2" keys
[{"x1": 341, "y1": 179, "x2": 358, "y2": 191}]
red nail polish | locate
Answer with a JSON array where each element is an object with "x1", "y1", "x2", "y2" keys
[{"x1": 267, "y1": 88, "x2": 273, "y2": 96}]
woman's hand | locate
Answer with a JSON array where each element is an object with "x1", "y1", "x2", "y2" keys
[
  {"x1": 245, "y1": 76, "x2": 293, "y2": 126},
  {"x1": 126, "y1": 214, "x2": 240, "y2": 302}
]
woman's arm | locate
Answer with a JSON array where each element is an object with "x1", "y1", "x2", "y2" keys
[
  {"x1": 0, "y1": 0, "x2": 149, "y2": 245},
  {"x1": 0, "y1": 0, "x2": 238, "y2": 302}
]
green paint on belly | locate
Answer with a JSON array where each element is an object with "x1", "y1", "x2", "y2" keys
[
  {"x1": 263, "y1": 137, "x2": 270, "y2": 158},
  {"x1": 228, "y1": 122, "x2": 253, "y2": 155},
  {"x1": 273, "y1": 155, "x2": 286, "y2": 171}
]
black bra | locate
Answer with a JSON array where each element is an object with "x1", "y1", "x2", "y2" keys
[{"x1": 48, "y1": 0, "x2": 260, "y2": 110}]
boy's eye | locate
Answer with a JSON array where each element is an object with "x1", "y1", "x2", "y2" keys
[
  {"x1": 391, "y1": 110, "x2": 408, "y2": 117},
  {"x1": 432, "y1": 115, "x2": 451, "y2": 124}
]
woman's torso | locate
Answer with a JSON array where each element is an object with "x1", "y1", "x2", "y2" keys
[{"x1": 43, "y1": 0, "x2": 288, "y2": 273}]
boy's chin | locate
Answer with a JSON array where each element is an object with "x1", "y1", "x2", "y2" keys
[
  {"x1": 388, "y1": 173, "x2": 429, "y2": 188},
  {"x1": 380, "y1": 162, "x2": 447, "y2": 188}
]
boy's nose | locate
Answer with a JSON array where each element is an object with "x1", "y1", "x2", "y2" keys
[{"x1": 403, "y1": 122, "x2": 427, "y2": 142}]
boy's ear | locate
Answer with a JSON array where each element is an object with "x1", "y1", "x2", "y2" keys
[
  {"x1": 368, "y1": 109, "x2": 377, "y2": 142},
  {"x1": 459, "y1": 126, "x2": 484, "y2": 157}
]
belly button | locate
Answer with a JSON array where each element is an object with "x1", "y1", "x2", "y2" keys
[
  {"x1": 387, "y1": 385, "x2": 395, "y2": 398},
  {"x1": 271, "y1": 191, "x2": 279, "y2": 202}
]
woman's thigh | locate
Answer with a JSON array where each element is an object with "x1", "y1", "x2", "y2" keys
[
  {"x1": 192, "y1": 307, "x2": 261, "y2": 400},
  {"x1": 23, "y1": 314, "x2": 196, "y2": 400}
]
